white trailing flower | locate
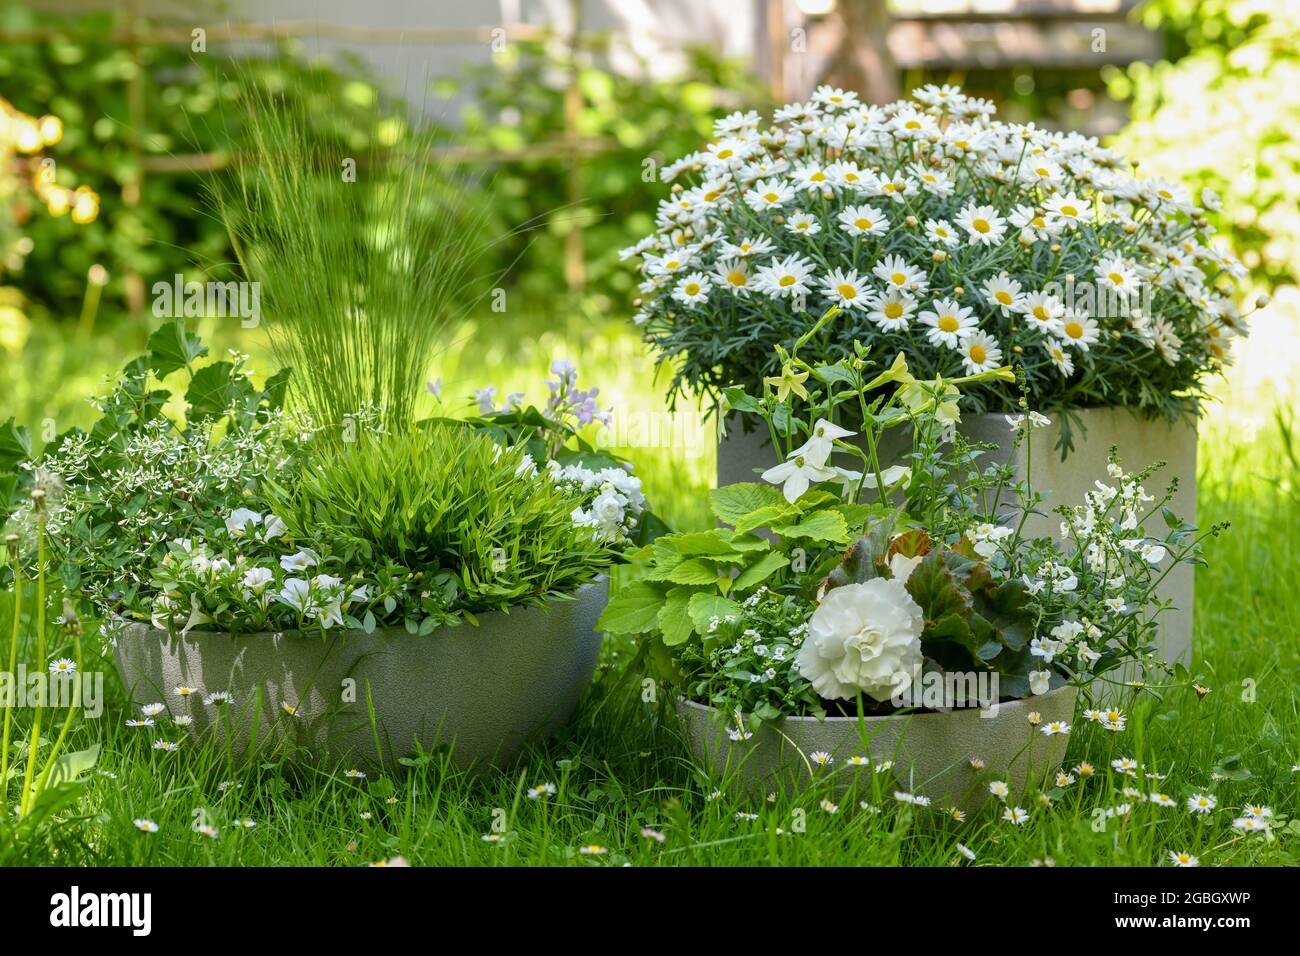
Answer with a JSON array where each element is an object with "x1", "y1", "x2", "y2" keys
[{"x1": 797, "y1": 578, "x2": 923, "y2": 702}]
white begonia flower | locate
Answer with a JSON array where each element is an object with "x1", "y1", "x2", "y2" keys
[
  {"x1": 1028, "y1": 669, "x2": 1052, "y2": 695},
  {"x1": 797, "y1": 578, "x2": 924, "y2": 702},
  {"x1": 761, "y1": 456, "x2": 839, "y2": 504}
]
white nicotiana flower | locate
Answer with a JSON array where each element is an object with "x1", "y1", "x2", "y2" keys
[{"x1": 797, "y1": 578, "x2": 923, "y2": 702}]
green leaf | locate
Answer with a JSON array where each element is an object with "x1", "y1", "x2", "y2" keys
[
  {"x1": 185, "y1": 361, "x2": 236, "y2": 420},
  {"x1": 733, "y1": 504, "x2": 794, "y2": 534},
  {"x1": 147, "y1": 319, "x2": 207, "y2": 377},
  {"x1": 0, "y1": 418, "x2": 31, "y2": 472},
  {"x1": 667, "y1": 558, "x2": 723, "y2": 585},
  {"x1": 262, "y1": 367, "x2": 293, "y2": 410},
  {"x1": 673, "y1": 530, "x2": 739, "y2": 556},
  {"x1": 659, "y1": 586, "x2": 701, "y2": 646},
  {"x1": 771, "y1": 509, "x2": 849, "y2": 542},
  {"x1": 733, "y1": 551, "x2": 790, "y2": 590},
  {"x1": 42, "y1": 743, "x2": 100, "y2": 788},
  {"x1": 686, "y1": 592, "x2": 742, "y2": 635},
  {"x1": 710, "y1": 482, "x2": 787, "y2": 527},
  {"x1": 811, "y1": 361, "x2": 856, "y2": 387},
  {"x1": 597, "y1": 581, "x2": 668, "y2": 635}
]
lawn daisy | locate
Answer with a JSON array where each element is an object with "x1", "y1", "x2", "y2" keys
[
  {"x1": 1002, "y1": 806, "x2": 1029, "y2": 825},
  {"x1": 988, "y1": 780, "x2": 1010, "y2": 800},
  {"x1": 837, "y1": 204, "x2": 889, "y2": 237},
  {"x1": 948, "y1": 807, "x2": 967, "y2": 823},
  {"x1": 955, "y1": 203, "x2": 1007, "y2": 245},
  {"x1": 1044, "y1": 193, "x2": 1093, "y2": 227},
  {"x1": 894, "y1": 791, "x2": 931, "y2": 806},
  {"x1": 173, "y1": 714, "x2": 193, "y2": 727},
  {"x1": 872, "y1": 254, "x2": 928, "y2": 294},
  {"x1": 203, "y1": 691, "x2": 234, "y2": 707},
  {"x1": 754, "y1": 253, "x2": 815, "y2": 299},
  {"x1": 1055, "y1": 772, "x2": 1076, "y2": 787},
  {"x1": 1242, "y1": 805, "x2": 1273, "y2": 820},
  {"x1": 1231, "y1": 816, "x2": 1268, "y2": 833},
  {"x1": 578, "y1": 844, "x2": 608, "y2": 856},
  {"x1": 197, "y1": 824, "x2": 219, "y2": 839},
  {"x1": 141, "y1": 703, "x2": 165, "y2": 717},
  {"x1": 1168, "y1": 850, "x2": 1199, "y2": 867},
  {"x1": 845, "y1": 755, "x2": 871, "y2": 767},
  {"x1": 809, "y1": 751, "x2": 834, "y2": 766},
  {"x1": 919, "y1": 297, "x2": 977, "y2": 348},
  {"x1": 820, "y1": 799, "x2": 839, "y2": 814},
  {"x1": 48, "y1": 658, "x2": 76, "y2": 674},
  {"x1": 785, "y1": 212, "x2": 822, "y2": 236},
  {"x1": 958, "y1": 332, "x2": 1003, "y2": 374},
  {"x1": 640, "y1": 827, "x2": 666, "y2": 843},
  {"x1": 1040, "y1": 721, "x2": 1070, "y2": 736},
  {"x1": 152, "y1": 740, "x2": 179, "y2": 752},
  {"x1": 1187, "y1": 794, "x2": 1216, "y2": 814},
  {"x1": 125, "y1": 718, "x2": 154, "y2": 728},
  {"x1": 981, "y1": 274, "x2": 1024, "y2": 315},
  {"x1": 1057, "y1": 310, "x2": 1100, "y2": 351},
  {"x1": 134, "y1": 819, "x2": 159, "y2": 833},
  {"x1": 344, "y1": 768, "x2": 367, "y2": 779},
  {"x1": 821, "y1": 268, "x2": 871, "y2": 309},
  {"x1": 868, "y1": 289, "x2": 917, "y2": 331},
  {"x1": 923, "y1": 218, "x2": 958, "y2": 247},
  {"x1": 1074, "y1": 762, "x2": 1095, "y2": 778},
  {"x1": 174, "y1": 685, "x2": 198, "y2": 698},
  {"x1": 1112, "y1": 757, "x2": 1138, "y2": 774},
  {"x1": 671, "y1": 272, "x2": 712, "y2": 306},
  {"x1": 735, "y1": 811, "x2": 759, "y2": 821},
  {"x1": 969, "y1": 757, "x2": 986, "y2": 770},
  {"x1": 527, "y1": 782, "x2": 558, "y2": 799},
  {"x1": 481, "y1": 833, "x2": 504, "y2": 844},
  {"x1": 1149, "y1": 792, "x2": 1175, "y2": 807},
  {"x1": 720, "y1": 235, "x2": 774, "y2": 258},
  {"x1": 956, "y1": 842, "x2": 976, "y2": 861}
]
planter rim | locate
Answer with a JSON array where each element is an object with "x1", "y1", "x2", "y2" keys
[
  {"x1": 677, "y1": 683, "x2": 1077, "y2": 726},
  {"x1": 113, "y1": 579, "x2": 603, "y2": 643}
]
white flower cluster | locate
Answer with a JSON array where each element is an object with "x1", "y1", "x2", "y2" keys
[
  {"x1": 548, "y1": 461, "x2": 647, "y2": 543},
  {"x1": 624, "y1": 83, "x2": 1247, "y2": 390}
]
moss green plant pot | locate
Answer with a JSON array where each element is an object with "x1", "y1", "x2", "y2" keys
[
  {"x1": 112, "y1": 579, "x2": 607, "y2": 771},
  {"x1": 718, "y1": 406, "x2": 1196, "y2": 665},
  {"x1": 675, "y1": 685, "x2": 1077, "y2": 810}
]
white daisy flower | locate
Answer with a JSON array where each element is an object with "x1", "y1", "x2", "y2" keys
[
  {"x1": 959, "y1": 332, "x2": 1003, "y2": 374},
  {"x1": 919, "y1": 297, "x2": 977, "y2": 348}
]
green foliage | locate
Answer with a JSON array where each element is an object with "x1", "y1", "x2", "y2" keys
[
  {"x1": 435, "y1": 38, "x2": 766, "y2": 314},
  {"x1": 0, "y1": 7, "x2": 413, "y2": 317},
  {"x1": 268, "y1": 425, "x2": 616, "y2": 614},
  {"x1": 213, "y1": 77, "x2": 494, "y2": 433}
]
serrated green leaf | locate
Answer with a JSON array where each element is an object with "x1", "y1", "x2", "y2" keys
[
  {"x1": 0, "y1": 418, "x2": 31, "y2": 472},
  {"x1": 147, "y1": 319, "x2": 207, "y2": 377},
  {"x1": 667, "y1": 558, "x2": 723, "y2": 585},
  {"x1": 733, "y1": 551, "x2": 790, "y2": 590},
  {"x1": 710, "y1": 483, "x2": 787, "y2": 527},
  {"x1": 659, "y1": 586, "x2": 701, "y2": 646},
  {"x1": 185, "y1": 361, "x2": 237, "y2": 420},
  {"x1": 771, "y1": 509, "x2": 849, "y2": 542},
  {"x1": 686, "y1": 592, "x2": 742, "y2": 635},
  {"x1": 596, "y1": 581, "x2": 668, "y2": 635}
]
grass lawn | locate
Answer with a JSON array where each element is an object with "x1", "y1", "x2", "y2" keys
[{"x1": 1, "y1": 308, "x2": 1297, "y2": 866}]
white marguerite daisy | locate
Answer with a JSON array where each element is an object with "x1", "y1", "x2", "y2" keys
[
  {"x1": 955, "y1": 203, "x2": 1007, "y2": 245},
  {"x1": 959, "y1": 332, "x2": 1003, "y2": 374},
  {"x1": 837, "y1": 203, "x2": 889, "y2": 237},
  {"x1": 744, "y1": 178, "x2": 794, "y2": 211},
  {"x1": 1020, "y1": 291, "x2": 1065, "y2": 334},
  {"x1": 868, "y1": 289, "x2": 917, "y2": 331},
  {"x1": 923, "y1": 218, "x2": 958, "y2": 247},
  {"x1": 1168, "y1": 851, "x2": 1199, "y2": 867},
  {"x1": 982, "y1": 274, "x2": 1023, "y2": 315},
  {"x1": 918, "y1": 297, "x2": 977, "y2": 348},
  {"x1": 1057, "y1": 310, "x2": 1100, "y2": 350},
  {"x1": 713, "y1": 258, "x2": 751, "y2": 296},
  {"x1": 1043, "y1": 341, "x2": 1075, "y2": 376},
  {"x1": 872, "y1": 254, "x2": 927, "y2": 294},
  {"x1": 1044, "y1": 193, "x2": 1093, "y2": 227},
  {"x1": 672, "y1": 272, "x2": 712, "y2": 306},
  {"x1": 754, "y1": 254, "x2": 816, "y2": 299},
  {"x1": 821, "y1": 268, "x2": 870, "y2": 309},
  {"x1": 785, "y1": 212, "x2": 822, "y2": 236}
]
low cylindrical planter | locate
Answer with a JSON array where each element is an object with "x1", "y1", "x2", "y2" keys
[
  {"x1": 113, "y1": 579, "x2": 607, "y2": 771},
  {"x1": 676, "y1": 685, "x2": 1077, "y2": 810},
  {"x1": 717, "y1": 407, "x2": 1197, "y2": 665}
]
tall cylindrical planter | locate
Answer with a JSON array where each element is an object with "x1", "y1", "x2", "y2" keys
[
  {"x1": 113, "y1": 579, "x2": 608, "y2": 771},
  {"x1": 717, "y1": 408, "x2": 1197, "y2": 665},
  {"x1": 676, "y1": 686, "x2": 1077, "y2": 810}
]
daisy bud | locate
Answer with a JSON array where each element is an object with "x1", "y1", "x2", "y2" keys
[
  {"x1": 30, "y1": 488, "x2": 45, "y2": 513},
  {"x1": 1019, "y1": 232, "x2": 1034, "y2": 246},
  {"x1": 1112, "y1": 330, "x2": 1122, "y2": 339},
  {"x1": 1050, "y1": 243, "x2": 1061, "y2": 254},
  {"x1": 932, "y1": 250, "x2": 947, "y2": 263},
  {"x1": 1194, "y1": 216, "x2": 1208, "y2": 228},
  {"x1": 773, "y1": 215, "x2": 785, "y2": 225},
  {"x1": 632, "y1": 298, "x2": 642, "y2": 307},
  {"x1": 1013, "y1": 345, "x2": 1024, "y2": 354},
  {"x1": 1123, "y1": 221, "x2": 1137, "y2": 233},
  {"x1": 822, "y1": 189, "x2": 834, "y2": 201},
  {"x1": 954, "y1": 286, "x2": 964, "y2": 296},
  {"x1": 1256, "y1": 294, "x2": 1270, "y2": 308},
  {"x1": 670, "y1": 183, "x2": 683, "y2": 193},
  {"x1": 905, "y1": 215, "x2": 918, "y2": 228}
]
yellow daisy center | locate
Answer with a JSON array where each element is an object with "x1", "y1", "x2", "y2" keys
[
  {"x1": 837, "y1": 283, "x2": 857, "y2": 299},
  {"x1": 810, "y1": 171, "x2": 827, "y2": 182},
  {"x1": 1060, "y1": 205, "x2": 1078, "y2": 218},
  {"x1": 972, "y1": 218, "x2": 991, "y2": 234},
  {"x1": 890, "y1": 272, "x2": 906, "y2": 285},
  {"x1": 938, "y1": 315, "x2": 959, "y2": 332},
  {"x1": 762, "y1": 192, "x2": 778, "y2": 203},
  {"x1": 779, "y1": 275, "x2": 797, "y2": 287},
  {"x1": 716, "y1": 148, "x2": 733, "y2": 160},
  {"x1": 884, "y1": 302, "x2": 904, "y2": 319},
  {"x1": 726, "y1": 271, "x2": 746, "y2": 286},
  {"x1": 995, "y1": 291, "x2": 1013, "y2": 305},
  {"x1": 1108, "y1": 272, "x2": 1125, "y2": 286},
  {"x1": 854, "y1": 217, "x2": 872, "y2": 230},
  {"x1": 684, "y1": 283, "x2": 701, "y2": 295},
  {"x1": 1033, "y1": 305, "x2": 1049, "y2": 321},
  {"x1": 1065, "y1": 321, "x2": 1084, "y2": 339},
  {"x1": 969, "y1": 344, "x2": 987, "y2": 363},
  {"x1": 703, "y1": 189, "x2": 722, "y2": 201}
]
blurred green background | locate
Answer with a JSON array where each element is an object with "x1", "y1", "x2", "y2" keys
[{"x1": 1, "y1": 0, "x2": 1297, "y2": 533}]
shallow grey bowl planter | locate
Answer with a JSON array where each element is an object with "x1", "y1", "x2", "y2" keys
[
  {"x1": 718, "y1": 407, "x2": 1197, "y2": 665},
  {"x1": 676, "y1": 685, "x2": 1077, "y2": 810},
  {"x1": 113, "y1": 579, "x2": 607, "y2": 771}
]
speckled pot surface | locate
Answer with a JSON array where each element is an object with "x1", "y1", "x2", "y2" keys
[
  {"x1": 113, "y1": 579, "x2": 607, "y2": 771},
  {"x1": 676, "y1": 685, "x2": 1077, "y2": 809},
  {"x1": 718, "y1": 406, "x2": 1196, "y2": 665}
]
